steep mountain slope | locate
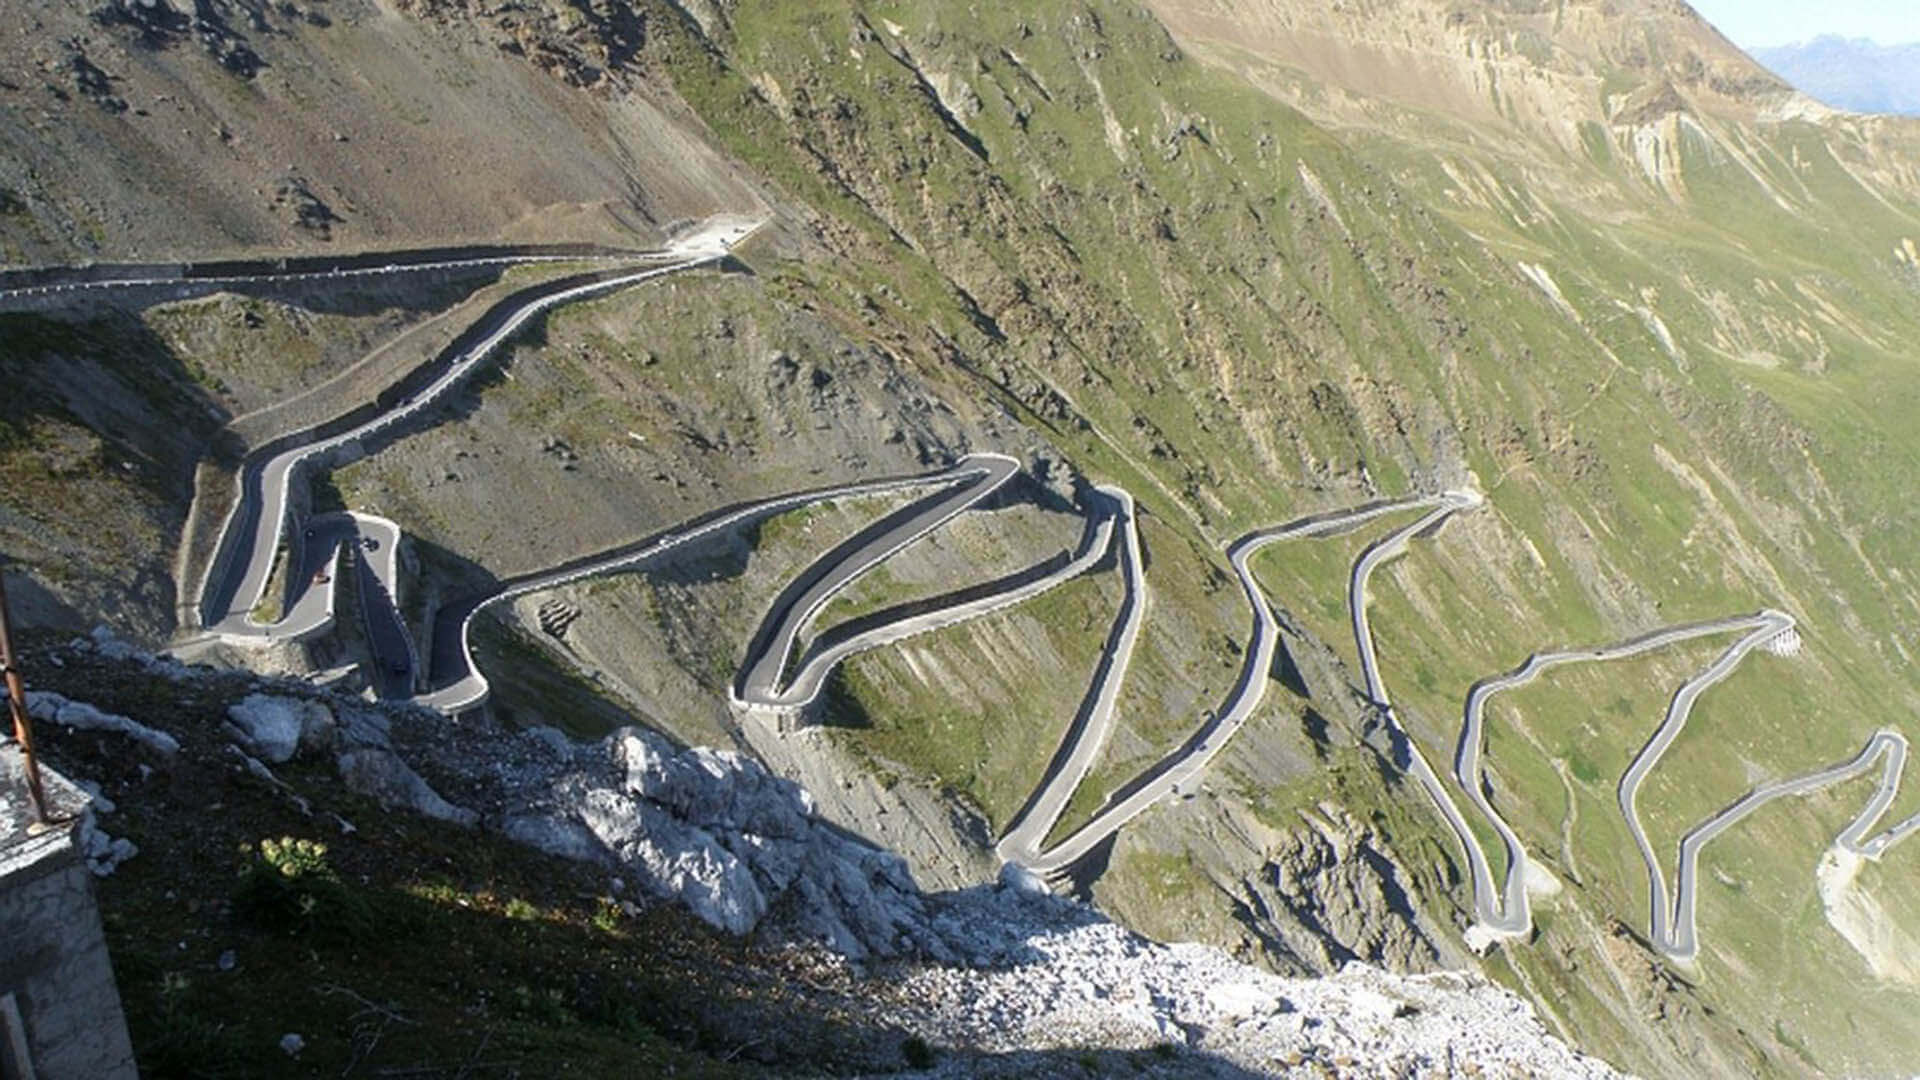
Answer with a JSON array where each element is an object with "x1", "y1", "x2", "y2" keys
[
  {"x1": 0, "y1": 0, "x2": 763, "y2": 262},
  {"x1": 5, "y1": 0, "x2": 1920, "y2": 1076},
  {"x1": 628, "y1": 3, "x2": 1920, "y2": 1072}
]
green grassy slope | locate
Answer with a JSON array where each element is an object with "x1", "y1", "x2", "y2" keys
[{"x1": 625, "y1": 1, "x2": 1920, "y2": 1074}]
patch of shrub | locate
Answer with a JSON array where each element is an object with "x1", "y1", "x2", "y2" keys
[
  {"x1": 901, "y1": 1034, "x2": 935, "y2": 1069},
  {"x1": 234, "y1": 836, "x2": 369, "y2": 942}
]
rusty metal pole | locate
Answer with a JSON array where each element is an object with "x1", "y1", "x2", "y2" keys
[{"x1": 0, "y1": 573, "x2": 50, "y2": 824}]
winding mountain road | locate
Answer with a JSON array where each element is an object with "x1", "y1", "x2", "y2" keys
[
  {"x1": 1661, "y1": 729, "x2": 1920, "y2": 962},
  {"x1": 731, "y1": 453, "x2": 1023, "y2": 709},
  {"x1": 1015, "y1": 491, "x2": 1482, "y2": 876},
  {"x1": 194, "y1": 218, "x2": 760, "y2": 675},
  {"x1": 1454, "y1": 614, "x2": 1805, "y2": 947},
  {"x1": 765, "y1": 485, "x2": 1133, "y2": 711},
  {"x1": 65, "y1": 208, "x2": 1908, "y2": 959},
  {"x1": 1445, "y1": 604, "x2": 1920, "y2": 962},
  {"x1": 1616, "y1": 609, "x2": 1804, "y2": 959},
  {"x1": 418, "y1": 455, "x2": 1016, "y2": 714},
  {"x1": 1295, "y1": 490, "x2": 1493, "y2": 899},
  {"x1": 995, "y1": 486, "x2": 1145, "y2": 868}
]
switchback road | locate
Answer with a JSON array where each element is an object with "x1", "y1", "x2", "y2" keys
[
  {"x1": 418, "y1": 455, "x2": 1015, "y2": 713},
  {"x1": 1454, "y1": 614, "x2": 1806, "y2": 948},
  {"x1": 1015, "y1": 491, "x2": 1481, "y2": 876},
  {"x1": 195, "y1": 218, "x2": 760, "y2": 682}
]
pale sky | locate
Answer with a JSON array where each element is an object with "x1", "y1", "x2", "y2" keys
[{"x1": 1687, "y1": 1, "x2": 1920, "y2": 48}]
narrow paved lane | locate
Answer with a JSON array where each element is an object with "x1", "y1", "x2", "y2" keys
[
  {"x1": 995, "y1": 486, "x2": 1145, "y2": 867},
  {"x1": 195, "y1": 218, "x2": 759, "y2": 665},
  {"x1": 732, "y1": 454, "x2": 1021, "y2": 708},
  {"x1": 1453, "y1": 614, "x2": 1807, "y2": 948},
  {"x1": 1615, "y1": 610, "x2": 1796, "y2": 959},
  {"x1": 770, "y1": 486, "x2": 1131, "y2": 710},
  {"x1": 1017, "y1": 491, "x2": 1480, "y2": 876},
  {"x1": 414, "y1": 459, "x2": 992, "y2": 713},
  {"x1": 1663, "y1": 729, "x2": 1920, "y2": 961},
  {"x1": 1311, "y1": 491, "x2": 1489, "y2": 898}
]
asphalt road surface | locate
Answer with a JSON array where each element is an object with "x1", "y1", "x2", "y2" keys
[
  {"x1": 731, "y1": 453, "x2": 1022, "y2": 708},
  {"x1": 1016, "y1": 491, "x2": 1480, "y2": 876},
  {"x1": 768, "y1": 485, "x2": 1129, "y2": 710},
  {"x1": 1454, "y1": 613, "x2": 1806, "y2": 948},
  {"x1": 193, "y1": 216, "x2": 761, "y2": 694},
  {"x1": 1661, "y1": 728, "x2": 1920, "y2": 961}
]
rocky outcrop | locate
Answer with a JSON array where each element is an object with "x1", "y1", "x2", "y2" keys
[
  {"x1": 484, "y1": 725, "x2": 947, "y2": 959},
  {"x1": 394, "y1": 717, "x2": 1620, "y2": 1074},
  {"x1": 25, "y1": 691, "x2": 180, "y2": 756},
  {"x1": 1254, "y1": 802, "x2": 1442, "y2": 973},
  {"x1": 17, "y1": 636, "x2": 1626, "y2": 1075},
  {"x1": 870, "y1": 874, "x2": 1623, "y2": 1077},
  {"x1": 225, "y1": 693, "x2": 334, "y2": 764}
]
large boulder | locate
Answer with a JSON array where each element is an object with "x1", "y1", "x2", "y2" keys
[
  {"x1": 574, "y1": 782, "x2": 768, "y2": 935},
  {"x1": 337, "y1": 747, "x2": 478, "y2": 828},
  {"x1": 226, "y1": 693, "x2": 334, "y2": 763}
]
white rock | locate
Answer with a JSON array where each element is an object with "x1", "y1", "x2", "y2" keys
[
  {"x1": 337, "y1": 748, "x2": 478, "y2": 828},
  {"x1": 84, "y1": 828, "x2": 138, "y2": 877},
  {"x1": 225, "y1": 694, "x2": 302, "y2": 763},
  {"x1": 500, "y1": 813, "x2": 606, "y2": 863},
  {"x1": 227, "y1": 694, "x2": 331, "y2": 763},
  {"x1": 997, "y1": 860, "x2": 1050, "y2": 896},
  {"x1": 88, "y1": 625, "x2": 148, "y2": 664},
  {"x1": 25, "y1": 691, "x2": 181, "y2": 755},
  {"x1": 1204, "y1": 981, "x2": 1282, "y2": 1023},
  {"x1": 576, "y1": 784, "x2": 767, "y2": 935}
]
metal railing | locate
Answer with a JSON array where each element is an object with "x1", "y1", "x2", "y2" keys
[{"x1": 0, "y1": 575, "x2": 49, "y2": 824}]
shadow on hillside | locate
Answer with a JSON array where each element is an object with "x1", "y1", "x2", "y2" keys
[
  {"x1": 22, "y1": 645, "x2": 1261, "y2": 1079},
  {"x1": 201, "y1": 263, "x2": 754, "y2": 626},
  {"x1": 1055, "y1": 832, "x2": 1121, "y2": 901},
  {"x1": 0, "y1": 311, "x2": 230, "y2": 634},
  {"x1": 119, "y1": 851, "x2": 1269, "y2": 1078},
  {"x1": 1271, "y1": 627, "x2": 1311, "y2": 699},
  {"x1": 0, "y1": 308, "x2": 230, "y2": 453},
  {"x1": 199, "y1": 268, "x2": 502, "y2": 319}
]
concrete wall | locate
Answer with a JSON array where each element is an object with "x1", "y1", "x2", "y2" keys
[{"x1": 0, "y1": 753, "x2": 137, "y2": 1080}]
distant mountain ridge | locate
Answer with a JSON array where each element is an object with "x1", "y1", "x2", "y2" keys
[{"x1": 1752, "y1": 36, "x2": 1920, "y2": 116}]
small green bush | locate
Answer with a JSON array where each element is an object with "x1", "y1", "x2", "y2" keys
[
  {"x1": 901, "y1": 1034, "x2": 935, "y2": 1069},
  {"x1": 137, "y1": 970, "x2": 245, "y2": 1078},
  {"x1": 591, "y1": 897, "x2": 623, "y2": 935},
  {"x1": 235, "y1": 836, "x2": 368, "y2": 941}
]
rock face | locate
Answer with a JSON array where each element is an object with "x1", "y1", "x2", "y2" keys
[
  {"x1": 1256, "y1": 803, "x2": 1442, "y2": 973},
  {"x1": 455, "y1": 723, "x2": 1620, "y2": 1074},
  {"x1": 12, "y1": 640, "x2": 1627, "y2": 1075},
  {"x1": 338, "y1": 748, "x2": 479, "y2": 829},
  {"x1": 225, "y1": 693, "x2": 334, "y2": 764},
  {"x1": 489, "y1": 725, "x2": 943, "y2": 959},
  {"x1": 882, "y1": 884, "x2": 1625, "y2": 1078},
  {"x1": 330, "y1": 704, "x2": 480, "y2": 829}
]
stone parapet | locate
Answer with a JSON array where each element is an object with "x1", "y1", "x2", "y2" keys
[{"x1": 1, "y1": 745, "x2": 137, "y2": 1080}]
